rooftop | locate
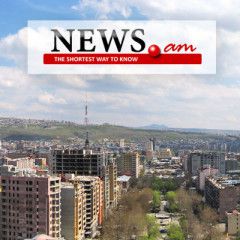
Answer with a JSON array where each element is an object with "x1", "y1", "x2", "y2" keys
[
  {"x1": 207, "y1": 176, "x2": 240, "y2": 189},
  {"x1": 117, "y1": 175, "x2": 131, "y2": 182}
]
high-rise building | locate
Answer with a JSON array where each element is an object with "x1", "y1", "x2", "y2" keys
[
  {"x1": 66, "y1": 175, "x2": 102, "y2": 239},
  {"x1": 187, "y1": 151, "x2": 226, "y2": 175},
  {"x1": 51, "y1": 147, "x2": 118, "y2": 214},
  {"x1": 119, "y1": 139, "x2": 125, "y2": 148},
  {"x1": 117, "y1": 152, "x2": 140, "y2": 178},
  {"x1": 0, "y1": 166, "x2": 61, "y2": 239},
  {"x1": 197, "y1": 166, "x2": 219, "y2": 191},
  {"x1": 101, "y1": 165, "x2": 110, "y2": 213},
  {"x1": 61, "y1": 182, "x2": 86, "y2": 240},
  {"x1": 109, "y1": 161, "x2": 118, "y2": 207},
  {"x1": 51, "y1": 148, "x2": 105, "y2": 176},
  {"x1": 205, "y1": 176, "x2": 240, "y2": 220},
  {"x1": 147, "y1": 139, "x2": 154, "y2": 152},
  {"x1": 150, "y1": 138, "x2": 156, "y2": 151}
]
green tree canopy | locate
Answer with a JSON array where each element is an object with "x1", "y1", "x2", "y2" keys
[
  {"x1": 166, "y1": 191, "x2": 176, "y2": 203},
  {"x1": 152, "y1": 191, "x2": 161, "y2": 212},
  {"x1": 145, "y1": 215, "x2": 160, "y2": 239},
  {"x1": 168, "y1": 224, "x2": 185, "y2": 240}
]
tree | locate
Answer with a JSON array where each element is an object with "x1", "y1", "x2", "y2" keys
[
  {"x1": 176, "y1": 189, "x2": 192, "y2": 213},
  {"x1": 166, "y1": 191, "x2": 179, "y2": 213},
  {"x1": 190, "y1": 218, "x2": 205, "y2": 240},
  {"x1": 210, "y1": 227, "x2": 225, "y2": 240},
  {"x1": 151, "y1": 177, "x2": 179, "y2": 193},
  {"x1": 138, "y1": 188, "x2": 153, "y2": 212},
  {"x1": 166, "y1": 191, "x2": 176, "y2": 202},
  {"x1": 101, "y1": 189, "x2": 152, "y2": 240},
  {"x1": 146, "y1": 215, "x2": 160, "y2": 239},
  {"x1": 199, "y1": 206, "x2": 218, "y2": 225},
  {"x1": 191, "y1": 192, "x2": 203, "y2": 216},
  {"x1": 152, "y1": 191, "x2": 161, "y2": 212},
  {"x1": 199, "y1": 206, "x2": 219, "y2": 239},
  {"x1": 168, "y1": 224, "x2": 185, "y2": 240}
]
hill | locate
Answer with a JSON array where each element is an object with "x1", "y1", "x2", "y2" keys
[
  {"x1": 0, "y1": 117, "x2": 222, "y2": 141},
  {"x1": 0, "y1": 117, "x2": 239, "y2": 140}
]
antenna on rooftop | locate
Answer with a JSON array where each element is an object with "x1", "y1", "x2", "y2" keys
[{"x1": 84, "y1": 92, "x2": 89, "y2": 148}]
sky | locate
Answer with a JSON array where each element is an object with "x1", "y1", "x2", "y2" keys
[{"x1": 0, "y1": 0, "x2": 240, "y2": 129}]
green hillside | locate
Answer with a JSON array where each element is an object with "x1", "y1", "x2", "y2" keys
[{"x1": 0, "y1": 123, "x2": 218, "y2": 141}]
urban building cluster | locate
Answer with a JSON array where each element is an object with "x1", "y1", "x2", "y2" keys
[
  {"x1": 0, "y1": 136, "x2": 142, "y2": 240},
  {"x1": 2, "y1": 117, "x2": 240, "y2": 239},
  {"x1": 145, "y1": 147, "x2": 185, "y2": 180},
  {"x1": 185, "y1": 150, "x2": 240, "y2": 237}
]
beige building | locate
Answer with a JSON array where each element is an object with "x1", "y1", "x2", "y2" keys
[
  {"x1": 226, "y1": 210, "x2": 240, "y2": 235},
  {"x1": 0, "y1": 156, "x2": 35, "y2": 169},
  {"x1": 119, "y1": 139, "x2": 125, "y2": 148},
  {"x1": 66, "y1": 175, "x2": 103, "y2": 238},
  {"x1": 61, "y1": 182, "x2": 86, "y2": 240},
  {"x1": 109, "y1": 161, "x2": 118, "y2": 207},
  {"x1": 117, "y1": 152, "x2": 140, "y2": 178},
  {"x1": 157, "y1": 148, "x2": 172, "y2": 159}
]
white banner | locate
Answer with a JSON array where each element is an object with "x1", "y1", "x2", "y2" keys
[{"x1": 28, "y1": 20, "x2": 216, "y2": 74}]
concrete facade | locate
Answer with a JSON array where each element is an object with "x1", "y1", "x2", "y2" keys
[
  {"x1": 197, "y1": 166, "x2": 219, "y2": 191},
  {"x1": 205, "y1": 176, "x2": 240, "y2": 220},
  {"x1": 0, "y1": 167, "x2": 61, "y2": 240},
  {"x1": 188, "y1": 151, "x2": 226, "y2": 175},
  {"x1": 61, "y1": 182, "x2": 86, "y2": 240},
  {"x1": 66, "y1": 175, "x2": 102, "y2": 239},
  {"x1": 226, "y1": 210, "x2": 240, "y2": 235},
  {"x1": 117, "y1": 152, "x2": 140, "y2": 178},
  {"x1": 51, "y1": 148, "x2": 117, "y2": 216}
]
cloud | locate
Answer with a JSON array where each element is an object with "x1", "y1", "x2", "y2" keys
[
  {"x1": 72, "y1": 0, "x2": 240, "y2": 30},
  {"x1": 38, "y1": 93, "x2": 67, "y2": 105},
  {"x1": 0, "y1": 62, "x2": 240, "y2": 128},
  {"x1": 0, "y1": 2, "x2": 240, "y2": 129},
  {"x1": 72, "y1": 0, "x2": 132, "y2": 19},
  {"x1": 0, "y1": 27, "x2": 28, "y2": 69},
  {"x1": 217, "y1": 29, "x2": 240, "y2": 76},
  {"x1": 0, "y1": 66, "x2": 30, "y2": 88},
  {"x1": 0, "y1": 102, "x2": 16, "y2": 111}
]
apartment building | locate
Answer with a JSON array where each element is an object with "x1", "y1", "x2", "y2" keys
[
  {"x1": 66, "y1": 175, "x2": 103, "y2": 238},
  {"x1": 0, "y1": 165, "x2": 61, "y2": 240},
  {"x1": 187, "y1": 151, "x2": 226, "y2": 175},
  {"x1": 109, "y1": 161, "x2": 118, "y2": 207},
  {"x1": 205, "y1": 176, "x2": 240, "y2": 220},
  {"x1": 197, "y1": 166, "x2": 219, "y2": 191},
  {"x1": 61, "y1": 182, "x2": 86, "y2": 240},
  {"x1": 117, "y1": 152, "x2": 140, "y2": 178},
  {"x1": 0, "y1": 156, "x2": 35, "y2": 169},
  {"x1": 51, "y1": 148, "x2": 106, "y2": 176},
  {"x1": 51, "y1": 148, "x2": 117, "y2": 214}
]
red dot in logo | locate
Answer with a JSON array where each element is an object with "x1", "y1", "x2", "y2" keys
[{"x1": 148, "y1": 44, "x2": 161, "y2": 57}]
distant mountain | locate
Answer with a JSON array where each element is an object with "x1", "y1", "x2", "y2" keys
[{"x1": 138, "y1": 124, "x2": 169, "y2": 130}]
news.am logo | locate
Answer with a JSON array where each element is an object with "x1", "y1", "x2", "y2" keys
[{"x1": 28, "y1": 21, "x2": 216, "y2": 74}]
